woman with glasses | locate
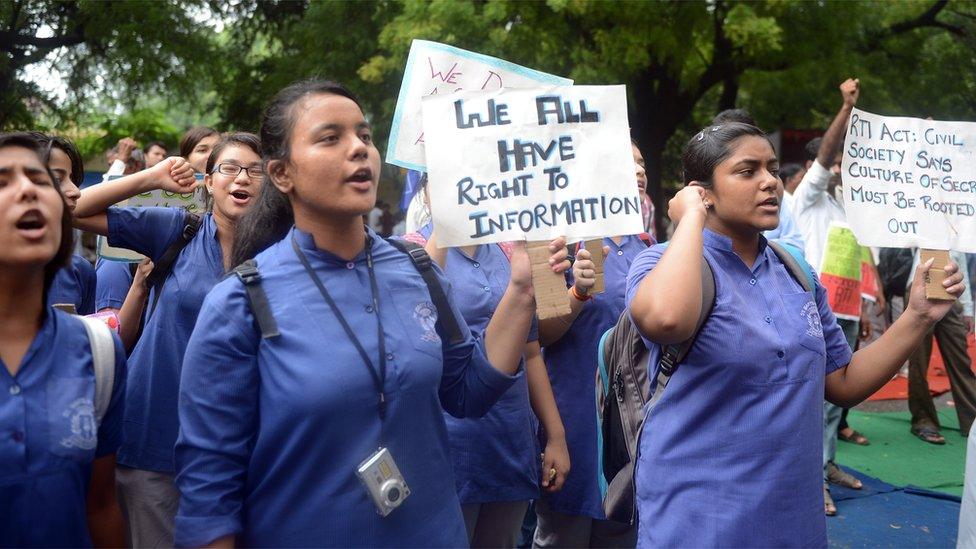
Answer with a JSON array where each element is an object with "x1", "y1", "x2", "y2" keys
[{"x1": 73, "y1": 132, "x2": 263, "y2": 547}]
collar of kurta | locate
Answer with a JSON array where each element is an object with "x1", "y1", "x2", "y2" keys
[
  {"x1": 291, "y1": 224, "x2": 378, "y2": 266},
  {"x1": 702, "y1": 228, "x2": 770, "y2": 270}
]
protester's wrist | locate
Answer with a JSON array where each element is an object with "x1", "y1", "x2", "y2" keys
[
  {"x1": 902, "y1": 306, "x2": 936, "y2": 330},
  {"x1": 571, "y1": 285, "x2": 591, "y2": 302}
]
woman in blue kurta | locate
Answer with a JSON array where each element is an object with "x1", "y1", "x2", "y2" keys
[
  {"x1": 626, "y1": 122, "x2": 967, "y2": 547},
  {"x1": 0, "y1": 132, "x2": 126, "y2": 546},
  {"x1": 74, "y1": 132, "x2": 263, "y2": 547},
  {"x1": 406, "y1": 219, "x2": 570, "y2": 548},
  {"x1": 31, "y1": 134, "x2": 97, "y2": 315},
  {"x1": 173, "y1": 79, "x2": 569, "y2": 547},
  {"x1": 532, "y1": 141, "x2": 652, "y2": 547}
]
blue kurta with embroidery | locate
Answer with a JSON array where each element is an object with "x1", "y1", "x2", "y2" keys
[
  {"x1": 0, "y1": 309, "x2": 126, "y2": 547},
  {"x1": 49, "y1": 254, "x2": 96, "y2": 315},
  {"x1": 541, "y1": 235, "x2": 647, "y2": 519},
  {"x1": 625, "y1": 230, "x2": 852, "y2": 548},
  {"x1": 95, "y1": 257, "x2": 133, "y2": 311},
  {"x1": 106, "y1": 207, "x2": 223, "y2": 473},
  {"x1": 414, "y1": 225, "x2": 540, "y2": 505},
  {"x1": 175, "y1": 227, "x2": 517, "y2": 547}
]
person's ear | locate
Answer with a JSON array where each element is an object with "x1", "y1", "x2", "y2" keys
[
  {"x1": 690, "y1": 181, "x2": 715, "y2": 209},
  {"x1": 268, "y1": 159, "x2": 292, "y2": 194}
]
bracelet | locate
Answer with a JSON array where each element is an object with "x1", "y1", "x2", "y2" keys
[{"x1": 571, "y1": 285, "x2": 592, "y2": 302}]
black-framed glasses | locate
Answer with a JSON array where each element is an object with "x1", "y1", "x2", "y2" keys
[{"x1": 213, "y1": 162, "x2": 263, "y2": 179}]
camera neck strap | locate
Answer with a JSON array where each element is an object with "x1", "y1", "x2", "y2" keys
[{"x1": 291, "y1": 232, "x2": 388, "y2": 423}]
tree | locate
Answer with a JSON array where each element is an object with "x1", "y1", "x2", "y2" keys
[
  {"x1": 358, "y1": 0, "x2": 976, "y2": 234},
  {"x1": 0, "y1": 0, "x2": 217, "y2": 129}
]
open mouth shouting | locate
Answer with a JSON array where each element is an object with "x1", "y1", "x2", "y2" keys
[
  {"x1": 229, "y1": 188, "x2": 253, "y2": 207},
  {"x1": 346, "y1": 167, "x2": 374, "y2": 191},
  {"x1": 757, "y1": 196, "x2": 779, "y2": 213},
  {"x1": 14, "y1": 209, "x2": 48, "y2": 241}
]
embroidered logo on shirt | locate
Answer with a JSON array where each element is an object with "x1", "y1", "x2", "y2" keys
[
  {"x1": 414, "y1": 301, "x2": 440, "y2": 343},
  {"x1": 802, "y1": 301, "x2": 824, "y2": 338},
  {"x1": 60, "y1": 397, "x2": 98, "y2": 450}
]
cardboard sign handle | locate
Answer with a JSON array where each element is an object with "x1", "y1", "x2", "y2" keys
[
  {"x1": 920, "y1": 249, "x2": 955, "y2": 301},
  {"x1": 528, "y1": 241, "x2": 571, "y2": 320},
  {"x1": 583, "y1": 239, "x2": 606, "y2": 295}
]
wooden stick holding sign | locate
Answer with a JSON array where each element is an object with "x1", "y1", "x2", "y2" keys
[
  {"x1": 921, "y1": 249, "x2": 955, "y2": 301},
  {"x1": 528, "y1": 241, "x2": 571, "y2": 320},
  {"x1": 583, "y1": 239, "x2": 606, "y2": 295}
]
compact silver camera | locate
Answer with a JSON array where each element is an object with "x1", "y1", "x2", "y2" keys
[{"x1": 356, "y1": 447, "x2": 411, "y2": 517}]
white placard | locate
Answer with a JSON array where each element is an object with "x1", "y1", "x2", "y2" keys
[
  {"x1": 842, "y1": 108, "x2": 976, "y2": 252},
  {"x1": 386, "y1": 39, "x2": 571, "y2": 171},
  {"x1": 98, "y1": 177, "x2": 206, "y2": 262},
  {"x1": 422, "y1": 85, "x2": 643, "y2": 247}
]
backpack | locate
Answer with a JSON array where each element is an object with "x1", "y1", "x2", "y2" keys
[
  {"x1": 594, "y1": 240, "x2": 814, "y2": 524},
  {"x1": 229, "y1": 238, "x2": 464, "y2": 346},
  {"x1": 78, "y1": 315, "x2": 117, "y2": 425}
]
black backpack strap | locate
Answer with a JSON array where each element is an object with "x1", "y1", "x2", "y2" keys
[
  {"x1": 232, "y1": 260, "x2": 280, "y2": 339},
  {"x1": 647, "y1": 257, "x2": 715, "y2": 410},
  {"x1": 386, "y1": 238, "x2": 465, "y2": 346},
  {"x1": 145, "y1": 212, "x2": 203, "y2": 319}
]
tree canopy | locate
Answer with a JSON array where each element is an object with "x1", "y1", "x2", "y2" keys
[{"x1": 4, "y1": 0, "x2": 975, "y2": 228}]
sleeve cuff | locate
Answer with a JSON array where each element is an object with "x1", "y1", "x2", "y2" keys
[
  {"x1": 174, "y1": 514, "x2": 242, "y2": 548},
  {"x1": 825, "y1": 347, "x2": 853, "y2": 376}
]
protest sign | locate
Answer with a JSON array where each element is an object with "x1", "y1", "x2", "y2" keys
[
  {"x1": 819, "y1": 222, "x2": 863, "y2": 320},
  {"x1": 421, "y1": 85, "x2": 643, "y2": 247},
  {"x1": 842, "y1": 108, "x2": 976, "y2": 253},
  {"x1": 859, "y1": 246, "x2": 879, "y2": 302},
  {"x1": 98, "y1": 175, "x2": 206, "y2": 262},
  {"x1": 386, "y1": 39, "x2": 571, "y2": 171}
]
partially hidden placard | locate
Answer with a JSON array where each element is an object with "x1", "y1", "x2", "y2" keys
[
  {"x1": 422, "y1": 85, "x2": 643, "y2": 247},
  {"x1": 386, "y1": 39, "x2": 571, "y2": 171},
  {"x1": 97, "y1": 176, "x2": 206, "y2": 262}
]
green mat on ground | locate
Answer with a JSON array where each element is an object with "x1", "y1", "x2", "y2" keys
[{"x1": 836, "y1": 409, "x2": 966, "y2": 496}]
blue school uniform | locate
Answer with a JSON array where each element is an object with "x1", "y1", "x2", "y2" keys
[
  {"x1": 105, "y1": 206, "x2": 223, "y2": 473},
  {"x1": 541, "y1": 235, "x2": 647, "y2": 519},
  {"x1": 95, "y1": 258, "x2": 133, "y2": 311},
  {"x1": 175, "y1": 226, "x2": 517, "y2": 547},
  {"x1": 416, "y1": 226, "x2": 540, "y2": 505},
  {"x1": 49, "y1": 254, "x2": 96, "y2": 315},
  {"x1": 625, "y1": 229, "x2": 853, "y2": 548},
  {"x1": 0, "y1": 309, "x2": 126, "y2": 547}
]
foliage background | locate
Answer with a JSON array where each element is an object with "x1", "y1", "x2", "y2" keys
[{"x1": 2, "y1": 0, "x2": 974, "y2": 229}]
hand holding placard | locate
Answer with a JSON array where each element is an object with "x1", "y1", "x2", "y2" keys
[{"x1": 905, "y1": 255, "x2": 966, "y2": 325}]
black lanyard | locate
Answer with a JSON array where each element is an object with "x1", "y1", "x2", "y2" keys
[{"x1": 291, "y1": 233, "x2": 388, "y2": 422}]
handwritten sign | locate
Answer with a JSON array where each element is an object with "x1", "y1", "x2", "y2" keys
[
  {"x1": 819, "y1": 222, "x2": 863, "y2": 320},
  {"x1": 842, "y1": 108, "x2": 976, "y2": 252},
  {"x1": 386, "y1": 39, "x2": 571, "y2": 171},
  {"x1": 422, "y1": 85, "x2": 643, "y2": 247},
  {"x1": 98, "y1": 176, "x2": 206, "y2": 262}
]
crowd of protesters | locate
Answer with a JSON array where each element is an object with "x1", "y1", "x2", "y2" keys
[{"x1": 1, "y1": 75, "x2": 972, "y2": 549}]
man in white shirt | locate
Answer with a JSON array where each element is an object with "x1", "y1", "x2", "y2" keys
[{"x1": 792, "y1": 78, "x2": 869, "y2": 515}]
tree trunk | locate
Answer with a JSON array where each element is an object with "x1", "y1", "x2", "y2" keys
[{"x1": 718, "y1": 75, "x2": 739, "y2": 112}]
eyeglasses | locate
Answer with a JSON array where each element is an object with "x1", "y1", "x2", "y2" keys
[{"x1": 213, "y1": 162, "x2": 263, "y2": 179}]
